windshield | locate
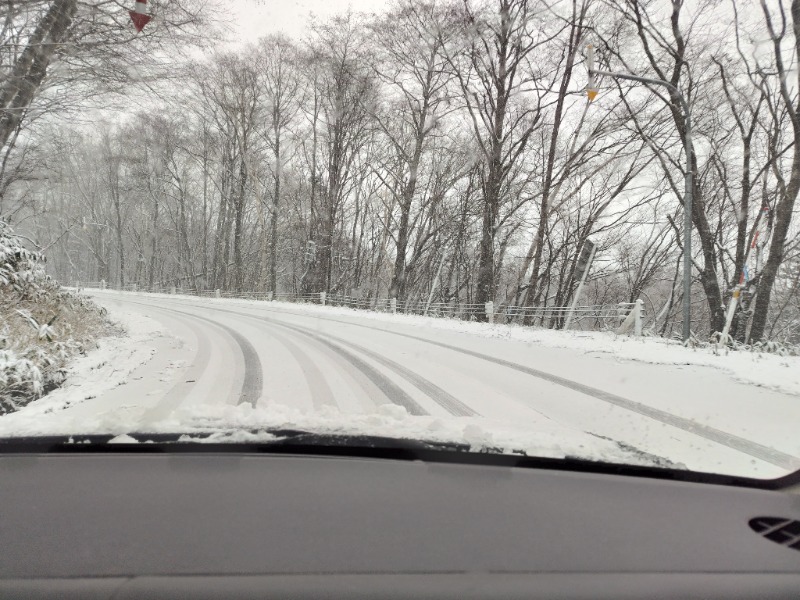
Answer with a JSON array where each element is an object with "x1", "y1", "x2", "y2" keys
[{"x1": 1, "y1": 0, "x2": 799, "y2": 482}]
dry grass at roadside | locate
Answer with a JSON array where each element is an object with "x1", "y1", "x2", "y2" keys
[{"x1": 1, "y1": 221, "x2": 117, "y2": 414}]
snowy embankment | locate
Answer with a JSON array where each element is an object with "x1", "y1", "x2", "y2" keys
[
  {"x1": 0, "y1": 223, "x2": 114, "y2": 412},
  {"x1": 2, "y1": 308, "x2": 161, "y2": 422},
  {"x1": 97, "y1": 289, "x2": 800, "y2": 398}
]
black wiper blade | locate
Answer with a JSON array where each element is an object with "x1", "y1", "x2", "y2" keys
[
  {"x1": 0, "y1": 430, "x2": 471, "y2": 453},
  {"x1": 263, "y1": 429, "x2": 471, "y2": 452},
  {"x1": 2, "y1": 431, "x2": 799, "y2": 492}
]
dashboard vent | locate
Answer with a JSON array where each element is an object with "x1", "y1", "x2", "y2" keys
[{"x1": 749, "y1": 517, "x2": 800, "y2": 551}]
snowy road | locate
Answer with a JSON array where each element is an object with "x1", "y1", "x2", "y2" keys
[{"x1": 4, "y1": 290, "x2": 800, "y2": 478}]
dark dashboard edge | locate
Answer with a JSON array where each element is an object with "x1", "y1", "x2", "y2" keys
[{"x1": 1, "y1": 437, "x2": 798, "y2": 492}]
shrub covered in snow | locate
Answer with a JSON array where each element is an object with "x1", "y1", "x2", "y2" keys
[{"x1": 0, "y1": 220, "x2": 114, "y2": 414}]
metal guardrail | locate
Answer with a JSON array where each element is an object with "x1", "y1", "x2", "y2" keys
[{"x1": 72, "y1": 280, "x2": 644, "y2": 335}]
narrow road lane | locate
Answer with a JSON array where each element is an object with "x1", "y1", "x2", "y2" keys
[{"x1": 30, "y1": 291, "x2": 800, "y2": 477}]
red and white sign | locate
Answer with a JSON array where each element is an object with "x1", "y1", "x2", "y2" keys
[{"x1": 129, "y1": 0, "x2": 152, "y2": 33}]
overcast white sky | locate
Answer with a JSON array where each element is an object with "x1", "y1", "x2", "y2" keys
[{"x1": 224, "y1": 0, "x2": 385, "y2": 43}]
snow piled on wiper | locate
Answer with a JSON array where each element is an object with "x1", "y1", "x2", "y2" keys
[
  {"x1": 176, "y1": 430, "x2": 282, "y2": 444},
  {"x1": 0, "y1": 399, "x2": 677, "y2": 468}
]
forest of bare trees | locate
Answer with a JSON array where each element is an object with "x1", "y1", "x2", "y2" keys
[{"x1": 2, "y1": 0, "x2": 800, "y2": 342}]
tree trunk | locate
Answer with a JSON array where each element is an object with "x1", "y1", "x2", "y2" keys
[
  {"x1": 149, "y1": 192, "x2": 158, "y2": 289},
  {"x1": 750, "y1": 152, "x2": 800, "y2": 340},
  {"x1": 269, "y1": 128, "x2": 280, "y2": 293},
  {"x1": 749, "y1": 0, "x2": 800, "y2": 342},
  {"x1": 522, "y1": 8, "x2": 582, "y2": 310},
  {"x1": 0, "y1": 0, "x2": 78, "y2": 150},
  {"x1": 233, "y1": 157, "x2": 247, "y2": 291},
  {"x1": 389, "y1": 97, "x2": 428, "y2": 301},
  {"x1": 113, "y1": 190, "x2": 125, "y2": 288}
]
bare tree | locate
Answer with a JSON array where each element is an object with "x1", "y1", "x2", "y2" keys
[
  {"x1": 0, "y1": 0, "x2": 211, "y2": 155},
  {"x1": 369, "y1": 0, "x2": 455, "y2": 301},
  {"x1": 302, "y1": 14, "x2": 376, "y2": 294},
  {"x1": 747, "y1": 0, "x2": 800, "y2": 341},
  {"x1": 443, "y1": 0, "x2": 564, "y2": 318},
  {"x1": 258, "y1": 35, "x2": 301, "y2": 294}
]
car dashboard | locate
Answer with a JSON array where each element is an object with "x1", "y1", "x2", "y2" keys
[{"x1": 1, "y1": 445, "x2": 798, "y2": 599}]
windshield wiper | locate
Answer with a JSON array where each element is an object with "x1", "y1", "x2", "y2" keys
[
  {"x1": 2, "y1": 430, "x2": 798, "y2": 492},
  {"x1": 0, "y1": 430, "x2": 472, "y2": 453}
]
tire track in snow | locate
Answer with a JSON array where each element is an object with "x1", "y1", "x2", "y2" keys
[
  {"x1": 229, "y1": 314, "x2": 428, "y2": 416},
  {"x1": 251, "y1": 305, "x2": 800, "y2": 471},
  {"x1": 167, "y1": 311, "x2": 262, "y2": 408},
  {"x1": 115, "y1": 296, "x2": 799, "y2": 470},
  {"x1": 259, "y1": 328, "x2": 336, "y2": 410},
  {"x1": 127, "y1": 297, "x2": 428, "y2": 416},
  {"x1": 258, "y1": 322, "x2": 409, "y2": 413},
  {"x1": 257, "y1": 316, "x2": 477, "y2": 418},
  {"x1": 137, "y1": 305, "x2": 214, "y2": 423},
  {"x1": 121, "y1": 300, "x2": 262, "y2": 408},
  {"x1": 184, "y1": 303, "x2": 475, "y2": 417}
]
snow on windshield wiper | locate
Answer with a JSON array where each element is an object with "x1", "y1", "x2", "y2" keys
[
  {"x1": 1, "y1": 429, "x2": 790, "y2": 491},
  {"x1": 0, "y1": 429, "x2": 679, "y2": 470},
  {"x1": 0, "y1": 429, "x2": 472, "y2": 452}
]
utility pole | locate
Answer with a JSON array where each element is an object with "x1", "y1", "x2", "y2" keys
[{"x1": 586, "y1": 44, "x2": 693, "y2": 342}]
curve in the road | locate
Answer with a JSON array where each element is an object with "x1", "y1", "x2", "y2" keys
[
  {"x1": 251, "y1": 305, "x2": 800, "y2": 471},
  {"x1": 124, "y1": 301, "x2": 263, "y2": 408},
  {"x1": 261, "y1": 317, "x2": 478, "y2": 418},
  {"x1": 113, "y1": 296, "x2": 800, "y2": 471},
  {"x1": 131, "y1": 298, "x2": 429, "y2": 416},
  {"x1": 193, "y1": 303, "x2": 475, "y2": 418},
  {"x1": 254, "y1": 318, "x2": 429, "y2": 416}
]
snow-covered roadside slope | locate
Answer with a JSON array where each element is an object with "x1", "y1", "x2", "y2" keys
[
  {"x1": 0, "y1": 223, "x2": 114, "y2": 410},
  {"x1": 0, "y1": 309, "x2": 162, "y2": 434}
]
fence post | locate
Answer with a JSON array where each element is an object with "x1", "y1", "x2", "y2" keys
[
  {"x1": 215, "y1": 289, "x2": 221, "y2": 298},
  {"x1": 485, "y1": 301, "x2": 494, "y2": 324},
  {"x1": 320, "y1": 291, "x2": 326, "y2": 306},
  {"x1": 267, "y1": 291, "x2": 274, "y2": 301},
  {"x1": 390, "y1": 297, "x2": 397, "y2": 314},
  {"x1": 634, "y1": 299, "x2": 644, "y2": 337},
  {"x1": 719, "y1": 288, "x2": 740, "y2": 347},
  {"x1": 615, "y1": 301, "x2": 643, "y2": 336}
]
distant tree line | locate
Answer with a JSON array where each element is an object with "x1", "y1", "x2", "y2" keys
[{"x1": 2, "y1": 0, "x2": 799, "y2": 342}]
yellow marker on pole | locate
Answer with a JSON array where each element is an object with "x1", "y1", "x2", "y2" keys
[{"x1": 586, "y1": 44, "x2": 598, "y2": 101}]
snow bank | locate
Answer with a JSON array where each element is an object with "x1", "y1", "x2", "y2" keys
[
  {"x1": 1, "y1": 395, "x2": 670, "y2": 467},
  {"x1": 0, "y1": 223, "x2": 113, "y2": 411},
  {"x1": 0, "y1": 308, "x2": 161, "y2": 429}
]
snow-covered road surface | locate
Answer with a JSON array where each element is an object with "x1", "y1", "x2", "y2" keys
[{"x1": 2, "y1": 290, "x2": 799, "y2": 479}]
